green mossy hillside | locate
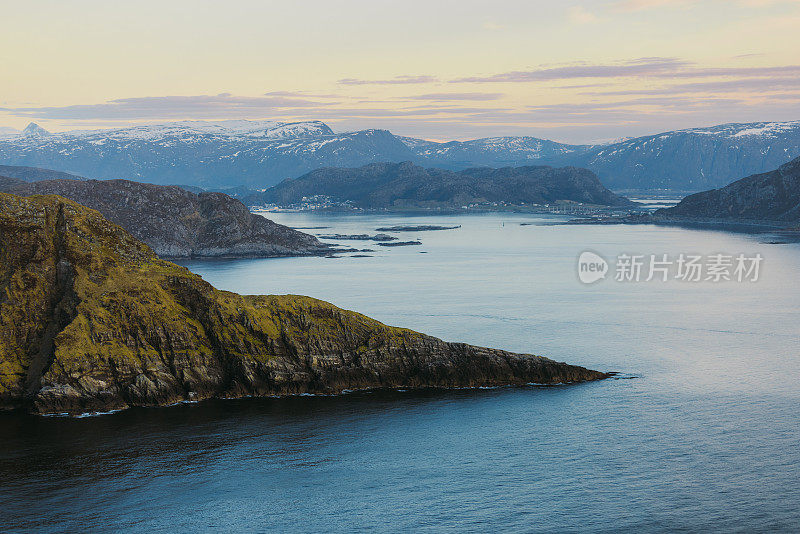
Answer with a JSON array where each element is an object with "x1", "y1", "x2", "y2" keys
[{"x1": 0, "y1": 193, "x2": 606, "y2": 414}]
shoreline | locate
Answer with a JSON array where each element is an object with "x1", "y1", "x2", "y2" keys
[
  {"x1": 564, "y1": 214, "x2": 799, "y2": 233},
  {"x1": 252, "y1": 205, "x2": 637, "y2": 217},
  {"x1": 3, "y1": 375, "x2": 616, "y2": 419}
]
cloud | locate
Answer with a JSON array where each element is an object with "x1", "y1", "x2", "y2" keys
[
  {"x1": 582, "y1": 76, "x2": 800, "y2": 96},
  {"x1": 528, "y1": 96, "x2": 746, "y2": 115},
  {"x1": 2, "y1": 89, "x2": 796, "y2": 146},
  {"x1": 263, "y1": 90, "x2": 341, "y2": 98},
  {"x1": 739, "y1": 0, "x2": 800, "y2": 5},
  {"x1": 450, "y1": 57, "x2": 692, "y2": 83},
  {"x1": 337, "y1": 75, "x2": 438, "y2": 85},
  {"x1": 451, "y1": 58, "x2": 800, "y2": 83},
  {"x1": 611, "y1": 0, "x2": 800, "y2": 10},
  {"x1": 0, "y1": 92, "x2": 516, "y2": 122},
  {"x1": 764, "y1": 93, "x2": 800, "y2": 100},
  {"x1": 1, "y1": 94, "x2": 331, "y2": 120},
  {"x1": 307, "y1": 105, "x2": 513, "y2": 118},
  {"x1": 568, "y1": 6, "x2": 599, "y2": 24},
  {"x1": 666, "y1": 65, "x2": 800, "y2": 78},
  {"x1": 611, "y1": 0, "x2": 697, "y2": 11},
  {"x1": 406, "y1": 92, "x2": 504, "y2": 101},
  {"x1": 557, "y1": 83, "x2": 615, "y2": 89},
  {"x1": 439, "y1": 94, "x2": 794, "y2": 129}
]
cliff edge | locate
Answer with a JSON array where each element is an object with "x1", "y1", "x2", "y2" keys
[{"x1": 0, "y1": 193, "x2": 607, "y2": 415}]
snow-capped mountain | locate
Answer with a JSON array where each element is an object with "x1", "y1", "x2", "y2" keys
[
  {"x1": 21, "y1": 120, "x2": 333, "y2": 142},
  {"x1": 402, "y1": 136, "x2": 586, "y2": 167},
  {"x1": 399, "y1": 121, "x2": 800, "y2": 191},
  {"x1": 1, "y1": 119, "x2": 799, "y2": 191},
  {"x1": 0, "y1": 121, "x2": 414, "y2": 188},
  {"x1": 576, "y1": 121, "x2": 800, "y2": 191},
  {"x1": 21, "y1": 122, "x2": 51, "y2": 138}
]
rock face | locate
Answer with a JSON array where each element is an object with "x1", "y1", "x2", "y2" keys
[
  {"x1": 0, "y1": 177, "x2": 327, "y2": 258},
  {"x1": 257, "y1": 161, "x2": 633, "y2": 209},
  {"x1": 656, "y1": 156, "x2": 800, "y2": 224},
  {"x1": 0, "y1": 193, "x2": 607, "y2": 415}
]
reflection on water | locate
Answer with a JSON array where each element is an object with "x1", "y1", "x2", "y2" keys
[{"x1": 2, "y1": 212, "x2": 799, "y2": 532}]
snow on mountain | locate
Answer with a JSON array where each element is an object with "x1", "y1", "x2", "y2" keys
[
  {"x1": 0, "y1": 127, "x2": 21, "y2": 140},
  {"x1": 399, "y1": 122, "x2": 800, "y2": 190},
  {"x1": 21, "y1": 122, "x2": 50, "y2": 138},
  {"x1": 401, "y1": 135, "x2": 585, "y2": 165},
  {"x1": 263, "y1": 121, "x2": 334, "y2": 139},
  {"x1": 678, "y1": 121, "x2": 800, "y2": 139},
  {"x1": 0, "y1": 123, "x2": 415, "y2": 189},
  {"x1": 36, "y1": 119, "x2": 334, "y2": 142},
  {"x1": 728, "y1": 121, "x2": 800, "y2": 138},
  {"x1": 581, "y1": 121, "x2": 800, "y2": 190},
  {"x1": 594, "y1": 136, "x2": 635, "y2": 145},
  {"x1": 73, "y1": 121, "x2": 283, "y2": 141},
  {"x1": 0, "y1": 119, "x2": 799, "y2": 191}
]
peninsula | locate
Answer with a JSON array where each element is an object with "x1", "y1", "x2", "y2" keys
[
  {"x1": 0, "y1": 171, "x2": 328, "y2": 258},
  {"x1": 0, "y1": 193, "x2": 607, "y2": 415}
]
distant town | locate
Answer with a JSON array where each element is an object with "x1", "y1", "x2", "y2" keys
[{"x1": 252, "y1": 194, "x2": 645, "y2": 216}]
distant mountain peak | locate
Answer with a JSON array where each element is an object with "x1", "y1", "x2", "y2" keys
[
  {"x1": 22, "y1": 122, "x2": 50, "y2": 137},
  {"x1": 262, "y1": 121, "x2": 334, "y2": 138}
]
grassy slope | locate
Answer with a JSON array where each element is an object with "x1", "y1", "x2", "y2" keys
[{"x1": 0, "y1": 193, "x2": 605, "y2": 414}]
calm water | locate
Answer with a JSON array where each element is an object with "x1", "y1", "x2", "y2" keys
[{"x1": 2, "y1": 213, "x2": 800, "y2": 533}]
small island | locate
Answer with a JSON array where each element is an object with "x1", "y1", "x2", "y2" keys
[
  {"x1": 375, "y1": 225, "x2": 461, "y2": 232},
  {"x1": 317, "y1": 233, "x2": 398, "y2": 241},
  {"x1": 377, "y1": 240, "x2": 423, "y2": 247}
]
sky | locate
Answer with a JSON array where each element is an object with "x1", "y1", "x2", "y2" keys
[{"x1": 1, "y1": 0, "x2": 799, "y2": 143}]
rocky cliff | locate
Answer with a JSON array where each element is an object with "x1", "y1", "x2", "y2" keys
[
  {"x1": 656, "y1": 156, "x2": 800, "y2": 224},
  {"x1": 0, "y1": 193, "x2": 607, "y2": 415},
  {"x1": 0, "y1": 176, "x2": 328, "y2": 258}
]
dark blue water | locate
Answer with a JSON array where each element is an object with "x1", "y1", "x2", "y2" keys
[{"x1": 2, "y1": 213, "x2": 799, "y2": 532}]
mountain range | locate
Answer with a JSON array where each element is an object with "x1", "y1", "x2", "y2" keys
[
  {"x1": 1, "y1": 119, "x2": 799, "y2": 192},
  {"x1": 257, "y1": 161, "x2": 633, "y2": 209}
]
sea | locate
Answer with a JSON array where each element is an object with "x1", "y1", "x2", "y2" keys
[{"x1": 1, "y1": 212, "x2": 799, "y2": 532}]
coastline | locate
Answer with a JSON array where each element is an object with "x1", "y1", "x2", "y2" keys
[
  {"x1": 8, "y1": 377, "x2": 614, "y2": 418},
  {"x1": 564, "y1": 214, "x2": 800, "y2": 233}
]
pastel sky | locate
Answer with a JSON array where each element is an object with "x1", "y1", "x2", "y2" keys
[{"x1": 2, "y1": 0, "x2": 799, "y2": 143}]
